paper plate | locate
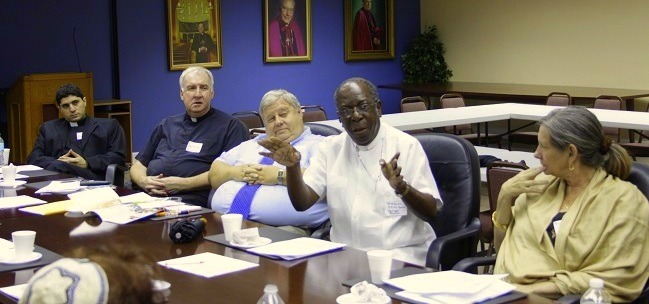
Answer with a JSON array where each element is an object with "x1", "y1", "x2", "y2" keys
[
  {"x1": 0, "y1": 252, "x2": 43, "y2": 264},
  {"x1": 0, "y1": 180, "x2": 27, "y2": 188}
]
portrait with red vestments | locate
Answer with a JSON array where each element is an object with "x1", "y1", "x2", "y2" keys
[
  {"x1": 264, "y1": 0, "x2": 312, "y2": 63},
  {"x1": 344, "y1": 0, "x2": 394, "y2": 61}
]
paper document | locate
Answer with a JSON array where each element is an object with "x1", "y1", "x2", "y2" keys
[
  {"x1": 16, "y1": 165, "x2": 43, "y2": 172},
  {"x1": 246, "y1": 237, "x2": 345, "y2": 260},
  {"x1": 159, "y1": 252, "x2": 258, "y2": 278},
  {"x1": 19, "y1": 200, "x2": 75, "y2": 215},
  {"x1": 35, "y1": 180, "x2": 85, "y2": 194},
  {"x1": 385, "y1": 270, "x2": 515, "y2": 304},
  {"x1": 0, "y1": 284, "x2": 26, "y2": 300},
  {"x1": 0, "y1": 196, "x2": 47, "y2": 209}
]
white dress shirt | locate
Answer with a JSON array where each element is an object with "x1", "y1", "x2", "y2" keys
[
  {"x1": 210, "y1": 128, "x2": 329, "y2": 228},
  {"x1": 303, "y1": 123, "x2": 442, "y2": 265}
]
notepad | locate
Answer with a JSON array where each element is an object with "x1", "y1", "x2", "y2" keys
[
  {"x1": 19, "y1": 200, "x2": 75, "y2": 215},
  {"x1": 0, "y1": 196, "x2": 47, "y2": 209}
]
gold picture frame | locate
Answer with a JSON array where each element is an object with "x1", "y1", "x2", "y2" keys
[
  {"x1": 344, "y1": 0, "x2": 394, "y2": 61},
  {"x1": 167, "y1": 0, "x2": 223, "y2": 70},
  {"x1": 264, "y1": 0, "x2": 312, "y2": 63}
]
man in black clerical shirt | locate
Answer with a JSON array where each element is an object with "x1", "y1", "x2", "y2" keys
[{"x1": 27, "y1": 84, "x2": 127, "y2": 180}]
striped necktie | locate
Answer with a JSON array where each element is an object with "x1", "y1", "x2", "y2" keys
[{"x1": 227, "y1": 156, "x2": 274, "y2": 219}]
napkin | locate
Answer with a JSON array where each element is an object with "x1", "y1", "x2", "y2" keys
[
  {"x1": 246, "y1": 237, "x2": 345, "y2": 260},
  {"x1": 348, "y1": 281, "x2": 390, "y2": 303},
  {"x1": 231, "y1": 228, "x2": 260, "y2": 245}
]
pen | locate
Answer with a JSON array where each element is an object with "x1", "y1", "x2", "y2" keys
[{"x1": 155, "y1": 210, "x2": 192, "y2": 217}]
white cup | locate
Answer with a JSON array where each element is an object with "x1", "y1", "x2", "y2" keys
[
  {"x1": 12, "y1": 230, "x2": 36, "y2": 260},
  {"x1": 367, "y1": 250, "x2": 393, "y2": 284},
  {"x1": 2, "y1": 165, "x2": 17, "y2": 185},
  {"x1": 2, "y1": 149, "x2": 8, "y2": 166},
  {"x1": 221, "y1": 214, "x2": 243, "y2": 242}
]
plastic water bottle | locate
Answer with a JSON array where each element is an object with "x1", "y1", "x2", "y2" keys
[
  {"x1": 0, "y1": 133, "x2": 4, "y2": 166},
  {"x1": 580, "y1": 278, "x2": 612, "y2": 304},
  {"x1": 256, "y1": 284, "x2": 285, "y2": 304}
]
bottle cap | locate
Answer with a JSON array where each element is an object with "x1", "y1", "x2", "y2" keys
[
  {"x1": 264, "y1": 284, "x2": 279, "y2": 293},
  {"x1": 589, "y1": 278, "x2": 604, "y2": 288}
]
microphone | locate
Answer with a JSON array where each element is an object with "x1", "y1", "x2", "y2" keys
[{"x1": 169, "y1": 217, "x2": 207, "y2": 243}]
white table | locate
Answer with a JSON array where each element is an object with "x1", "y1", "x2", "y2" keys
[{"x1": 316, "y1": 103, "x2": 649, "y2": 133}]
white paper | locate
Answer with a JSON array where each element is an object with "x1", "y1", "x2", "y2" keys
[
  {"x1": 158, "y1": 252, "x2": 257, "y2": 278},
  {"x1": 0, "y1": 195, "x2": 47, "y2": 209},
  {"x1": 246, "y1": 237, "x2": 346, "y2": 260},
  {"x1": 118, "y1": 192, "x2": 154, "y2": 204},
  {"x1": 386, "y1": 271, "x2": 515, "y2": 304},
  {"x1": 67, "y1": 187, "x2": 120, "y2": 213},
  {"x1": 35, "y1": 181, "x2": 85, "y2": 194},
  {"x1": 0, "y1": 284, "x2": 26, "y2": 300},
  {"x1": 15, "y1": 165, "x2": 43, "y2": 172}
]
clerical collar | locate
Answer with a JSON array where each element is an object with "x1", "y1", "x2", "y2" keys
[
  {"x1": 68, "y1": 116, "x2": 87, "y2": 127},
  {"x1": 185, "y1": 108, "x2": 214, "y2": 123},
  {"x1": 355, "y1": 123, "x2": 384, "y2": 151}
]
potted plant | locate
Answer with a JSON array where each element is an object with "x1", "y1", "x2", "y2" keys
[{"x1": 401, "y1": 26, "x2": 453, "y2": 84}]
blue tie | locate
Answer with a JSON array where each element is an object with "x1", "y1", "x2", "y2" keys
[{"x1": 228, "y1": 156, "x2": 275, "y2": 219}]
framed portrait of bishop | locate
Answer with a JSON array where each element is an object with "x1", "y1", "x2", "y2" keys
[
  {"x1": 344, "y1": 0, "x2": 394, "y2": 61},
  {"x1": 264, "y1": 0, "x2": 312, "y2": 63},
  {"x1": 167, "y1": 0, "x2": 223, "y2": 70}
]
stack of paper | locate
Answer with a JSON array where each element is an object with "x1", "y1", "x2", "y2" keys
[
  {"x1": 385, "y1": 270, "x2": 515, "y2": 304},
  {"x1": 158, "y1": 252, "x2": 258, "y2": 278},
  {"x1": 35, "y1": 181, "x2": 85, "y2": 195},
  {"x1": 0, "y1": 284, "x2": 26, "y2": 301},
  {"x1": 246, "y1": 237, "x2": 345, "y2": 260}
]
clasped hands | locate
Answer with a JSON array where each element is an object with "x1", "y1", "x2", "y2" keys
[
  {"x1": 141, "y1": 174, "x2": 185, "y2": 196},
  {"x1": 58, "y1": 149, "x2": 88, "y2": 168},
  {"x1": 235, "y1": 163, "x2": 279, "y2": 185}
]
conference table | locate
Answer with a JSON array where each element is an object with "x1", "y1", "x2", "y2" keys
[
  {"x1": 379, "y1": 82, "x2": 649, "y2": 111},
  {"x1": 0, "y1": 172, "x2": 554, "y2": 303},
  {"x1": 316, "y1": 102, "x2": 649, "y2": 140}
]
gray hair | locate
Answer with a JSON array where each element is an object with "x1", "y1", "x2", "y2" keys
[
  {"x1": 333, "y1": 77, "x2": 379, "y2": 105},
  {"x1": 540, "y1": 105, "x2": 631, "y2": 179},
  {"x1": 179, "y1": 66, "x2": 214, "y2": 92},
  {"x1": 259, "y1": 89, "x2": 301, "y2": 115}
]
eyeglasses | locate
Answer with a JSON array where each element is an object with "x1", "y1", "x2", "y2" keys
[{"x1": 337, "y1": 102, "x2": 376, "y2": 118}]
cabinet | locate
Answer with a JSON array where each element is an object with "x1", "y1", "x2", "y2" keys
[{"x1": 94, "y1": 99, "x2": 133, "y2": 164}]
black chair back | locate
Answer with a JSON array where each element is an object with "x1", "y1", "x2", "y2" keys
[
  {"x1": 628, "y1": 162, "x2": 649, "y2": 199},
  {"x1": 414, "y1": 133, "x2": 481, "y2": 270},
  {"x1": 304, "y1": 122, "x2": 341, "y2": 137}
]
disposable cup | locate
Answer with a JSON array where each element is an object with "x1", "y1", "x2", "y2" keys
[
  {"x1": 2, "y1": 149, "x2": 8, "y2": 166},
  {"x1": 367, "y1": 250, "x2": 393, "y2": 284},
  {"x1": 12, "y1": 230, "x2": 36, "y2": 260},
  {"x1": 221, "y1": 214, "x2": 243, "y2": 242},
  {"x1": 2, "y1": 165, "x2": 16, "y2": 185}
]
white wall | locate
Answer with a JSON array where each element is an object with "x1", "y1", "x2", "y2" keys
[{"x1": 421, "y1": 0, "x2": 649, "y2": 107}]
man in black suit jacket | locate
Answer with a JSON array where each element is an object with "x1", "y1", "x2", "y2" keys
[{"x1": 27, "y1": 84, "x2": 126, "y2": 180}]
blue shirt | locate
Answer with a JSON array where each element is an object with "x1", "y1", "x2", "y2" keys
[{"x1": 137, "y1": 108, "x2": 249, "y2": 206}]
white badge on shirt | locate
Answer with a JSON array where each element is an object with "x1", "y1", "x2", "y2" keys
[
  {"x1": 384, "y1": 190, "x2": 408, "y2": 216},
  {"x1": 553, "y1": 220, "x2": 561, "y2": 234},
  {"x1": 76, "y1": 132, "x2": 83, "y2": 140},
  {"x1": 186, "y1": 141, "x2": 203, "y2": 153}
]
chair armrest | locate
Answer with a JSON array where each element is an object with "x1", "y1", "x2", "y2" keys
[
  {"x1": 310, "y1": 220, "x2": 331, "y2": 241},
  {"x1": 426, "y1": 217, "x2": 481, "y2": 270},
  {"x1": 105, "y1": 164, "x2": 129, "y2": 187},
  {"x1": 452, "y1": 256, "x2": 496, "y2": 272}
]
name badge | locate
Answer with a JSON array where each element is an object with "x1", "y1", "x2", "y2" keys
[
  {"x1": 384, "y1": 192, "x2": 407, "y2": 216},
  {"x1": 76, "y1": 132, "x2": 83, "y2": 140},
  {"x1": 553, "y1": 220, "x2": 562, "y2": 234},
  {"x1": 186, "y1": 141, "x2": 203, "y2": 153}
]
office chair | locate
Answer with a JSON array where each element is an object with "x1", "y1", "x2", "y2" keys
[
  {"x1": 440, "y1": 93, "x2": 503, "y2": 148},
  {"x1": 232, "y1": 111, "x2": 265, "y2": 138},
  {"x1": 594, "y1": 95, "x2": 622, "y2": 143},
  {"x1": 508, "y1": 92, "x2": 571, "y2": 150},
  {"x1": 105, "y1": 164, "x2": 128, "y2": 187},
  {"x1": 413, "y1": 133, "x2": 482, "y2": 271},
  {"x1": 301, "y1": 105, "x2": 327, "y2": 122},
  {"x1": 304, "y1": 122, "x2": 341, "y2": 137},
  {"x1": 400, "y1": 96, "x2": 435, "y2": 134},
  {"x1": 478, "y1": 161, "x2": 528, "y2": 257},
  {"x1": 621, "y1": 104, "x2": 649, "y2": 160}
]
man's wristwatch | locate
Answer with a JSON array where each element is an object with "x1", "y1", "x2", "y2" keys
[{"x1": 277, "y1": 169, "x2": 285, "y2": 185}]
